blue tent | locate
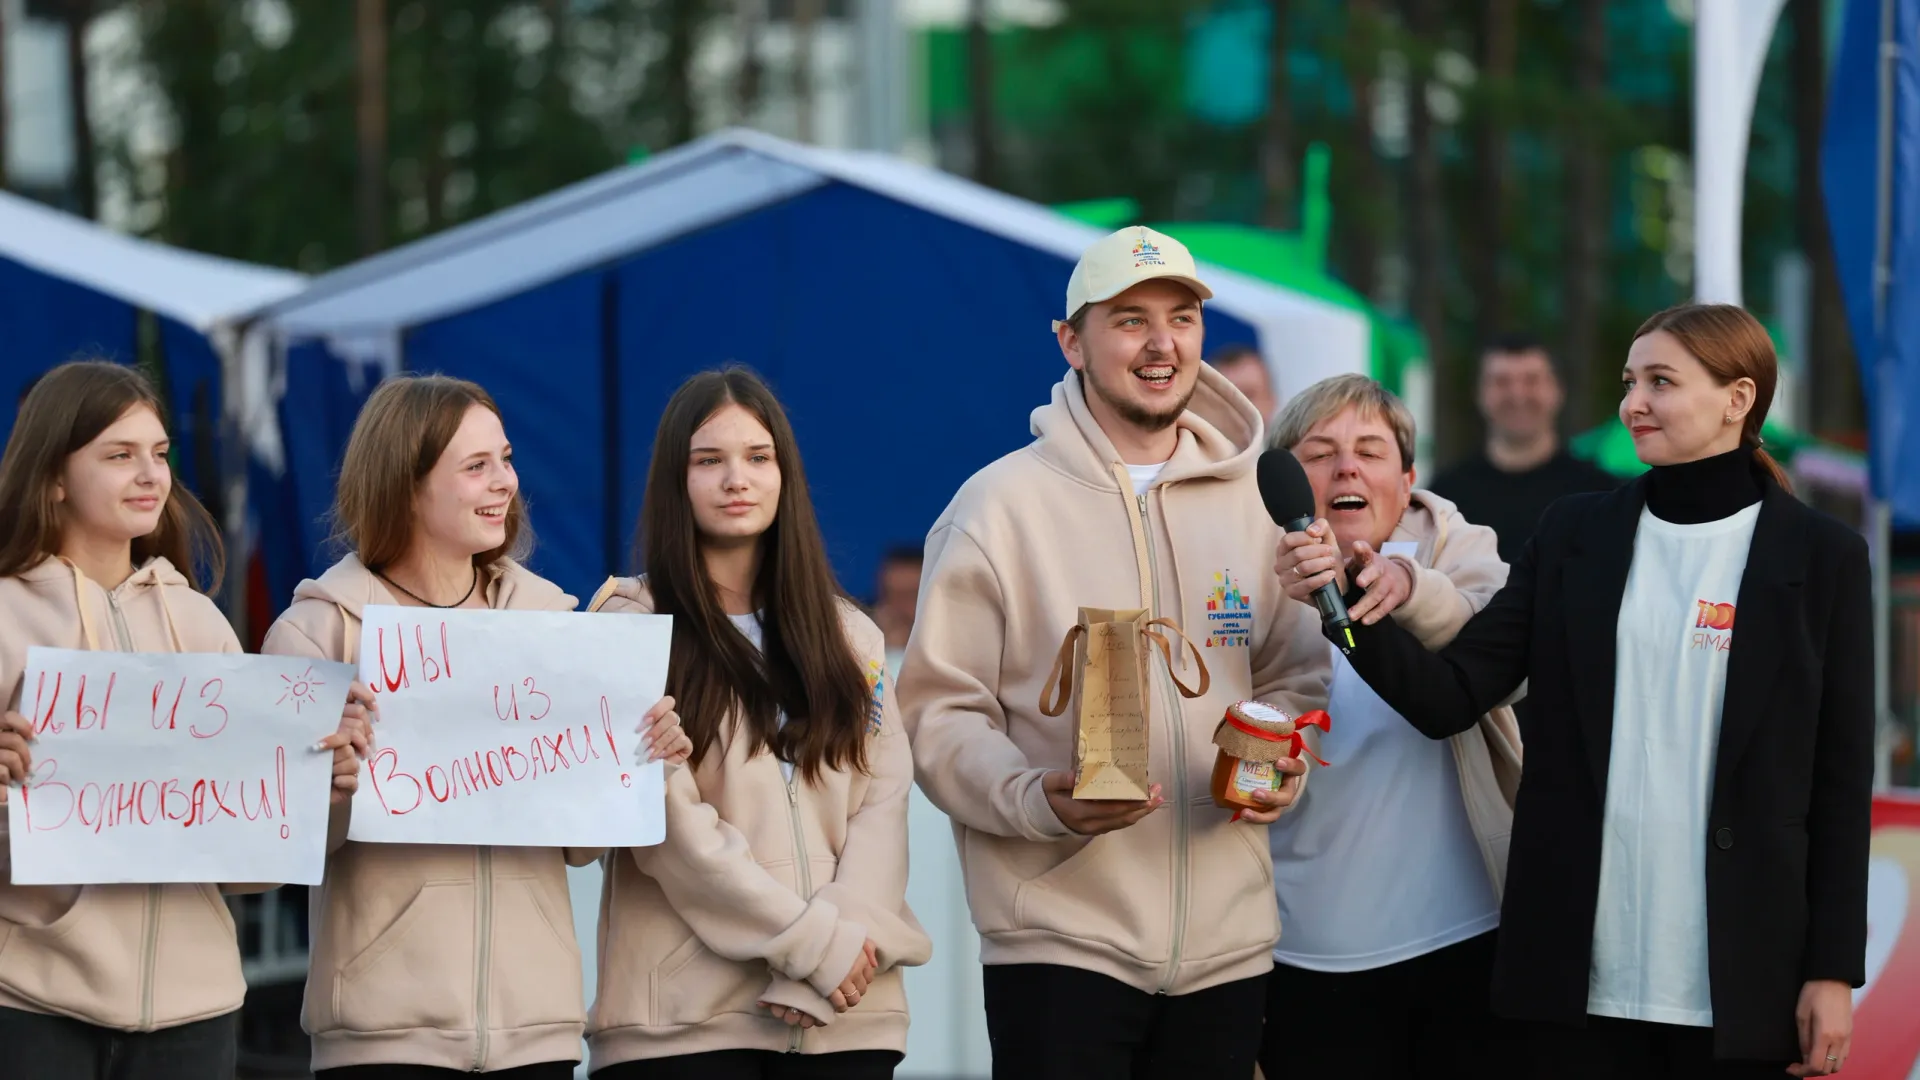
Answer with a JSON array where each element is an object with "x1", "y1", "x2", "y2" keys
[
  {"x1": 239, "y1": 129, "x2": 1372, "y2": 612},
  {"x1": 0, "y1": 190, "x2": 305, "y2": 529},
  {"x1": 1823, "y1": 0, "x2": 1920, "y2": 526}
]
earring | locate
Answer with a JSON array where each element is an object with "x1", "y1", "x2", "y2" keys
[{"x1": 1723, "y1": 415, "x2": 1734, "y2": 425}]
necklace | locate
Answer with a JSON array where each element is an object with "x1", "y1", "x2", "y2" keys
[{"x1": 375, "y1": 566, "x2": 479, "y2": 609}]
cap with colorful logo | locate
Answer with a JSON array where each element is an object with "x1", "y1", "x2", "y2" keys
[{"x1": 1054, "y1": 226, "x2": 1214, "y2": 331}]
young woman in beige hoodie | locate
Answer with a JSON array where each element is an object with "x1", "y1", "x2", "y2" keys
[
  {"x1": 261, "y1": 375, "x2": 691, "y2": 1080},
  {"x1": 584, "y1": 368, "x2": 930, "y2": 1079},
  {"x1": 0, "y1": 361, "x2": 371, "y2": 1080}
]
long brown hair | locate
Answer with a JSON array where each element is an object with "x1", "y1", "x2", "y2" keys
[
  {"x1": 637, "y1": 367, "x2": 870, "y2": 782},
  {"x1": 1632, "y1": 303, "x2": 1792, "y2": 491},
  {"x1": 333, "y1": 374, "x2": 531, "y2": 570},
  {"x1": 0, "y1": 361, "x2": 224, "y2": 589}
]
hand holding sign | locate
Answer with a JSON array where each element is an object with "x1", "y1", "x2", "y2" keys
[
  {"x1": 315, "y1": 681, "x2": 378, "y2": 805},
  {"x1": 0, "y1": 710, "x2": 33, "y2": 790},
  {"x1": 7, "y1": 648, "x2": 352, "y2": 886},
  {"x1": 639, "y1": 696, "x2": 692, "y2": 766},
  {"x1": 347, "y1": 605, "x2": 670, "y2": 848}
]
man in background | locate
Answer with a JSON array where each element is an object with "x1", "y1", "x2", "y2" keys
[
  {"x1": 1207, "y1": 344, "x2": 1278, "y2": 425},
  {"x1": 1429, "y1": 334, "x2": 1615, "y2": 563},
  {"x1": 872, "y1": 544, "x2": 923, "y2": 681}
]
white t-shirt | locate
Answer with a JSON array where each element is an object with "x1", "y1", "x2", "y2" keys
[
  {"x1": 1269, "y1": 643, "x2": 1502, "y2": 972},
  {"x1": 1587, "y1": 502, "x2": 1761, "y2": 1027},
  {"x1": 729, "y1": 611, "x2": 794, "y2": 782},
  {"x1": 1125, "y1": 461, "x2": 1167, "y2": 497}
]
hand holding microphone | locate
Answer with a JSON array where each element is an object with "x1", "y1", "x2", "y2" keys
[
  {"x1": 1276, "y1": 521, "x2": 1348, "y2": 602},
  {"x1": 1257, "y1": 448, "x2": 1357, "y2": 653}
]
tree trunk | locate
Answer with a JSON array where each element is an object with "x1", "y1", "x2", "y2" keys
[
  {"x1": 1562, "y1": 0, "x2": 1608, "y2": 431},
  {"x1": 1470, "y1": 0, "x2": 1515, "y2": 347},
  {"x1": 966, "y1": 0, "x2": 997, "y2": 187},
  {"x1": 1794, "y1": 0, "x2": 1860, "y2": 436},
  {"x1": 0, "y1": 0, "x2": 9, "y2": 191},
  {"x1": 65, "y1": 0, "x2": 95, "y2": 218},
  {"x1": 791, "y1": 0, "x2": 820, "y2": 143},
  {"x1": 1339, "y1": 0, "x2": 1382, "y2": 299},
  {"x1": 735, "y1": 0, "x2": 765, "y2": 121},
  {"x1": 356, "y1": 0, "x2": 388, "y2": 255},
  {"x1": 1403, "y1": 0, "x2": 1456, "y2": 459},
  {"x1": 1259, "y1": 0, "x2": 1293, "y2": 230},
  {"x1": 665, "y1": 0, "x2": 700, "y2": 146}
]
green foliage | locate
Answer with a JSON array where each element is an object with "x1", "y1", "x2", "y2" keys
[{"x1": 111, "y1": 0, "x2": 719, "y2": 271}]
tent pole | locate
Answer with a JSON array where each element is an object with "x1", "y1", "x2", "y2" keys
[{"x1": 1870, "y1": 0, "x2": 1896, "y2": 791}]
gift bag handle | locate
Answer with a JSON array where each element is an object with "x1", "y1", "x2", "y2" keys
[
  {"x1": 1144, "y1": 618, "x2": 1211, "y2": 700},
  {"x1": 1039, "y1": 624, "x2": 1087, "y2": 718}
]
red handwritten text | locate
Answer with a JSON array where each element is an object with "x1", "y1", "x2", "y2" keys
[
  {"x1": 366, "y1": 717, "x2": 623, "y2": 817},
  {"x1": 31, "y1": 669, "x2": 231, "y2": 740},
  {"x1": 372, "y1": 621, "x2": 454, "y2": 696},
  {"x1": 491, "y1": 677, "x2": 553, "y2": 722},
  {"x1": 19, "y1": 747, "x2": 291, "y2": 836}
]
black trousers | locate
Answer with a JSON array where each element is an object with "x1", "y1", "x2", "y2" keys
[
  {"x1": 317, "y1": 1063, "x2": 576, "y2": 1079},
  {"x1": 1514, "y1": 1015, "x2": 1792, "y2": 1079},
  {"x1": 982, "y1": 962, "x2": 1266, "y2": 1080},
  {"x1": 593, "y1": 1049, "x2": 901, "y2": 1079},
  {"x1": 1258, "y1": 930, "x2": 1503, "y2": 1080},
  {"x1": 0, "y1": 1005, "x2": 238, "y2": 1080}
]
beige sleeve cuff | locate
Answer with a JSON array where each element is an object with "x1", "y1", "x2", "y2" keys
[
  {"x1": 1018, "y1": 767, "x2": 1077, "y2": 842},
  {"x1": 802, "y1": 917, "x2": 871, "y2": 999},
  {"x1": 758, "y1": 974, "x2": 841, "y2": 1027}
]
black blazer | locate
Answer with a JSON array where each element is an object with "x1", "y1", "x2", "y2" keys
[{"x1": 1338, "y1": 474, "x2": 1874, "y2": 1061}]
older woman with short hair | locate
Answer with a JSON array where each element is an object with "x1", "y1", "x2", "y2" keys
[{"x1": 1257, "y1": 374, "x2": 1522, "y2": 1080}]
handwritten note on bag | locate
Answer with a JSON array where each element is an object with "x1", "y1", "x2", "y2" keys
[
  {"x1": 346, "y1": 605, "x2": 670, "y2": 848},
  {"x1": 8, "y1": 648, "x2": 350, "y2": 886},
  {"x1": 1074, "y1": 612, "x2": 1153, "y2": 800}
]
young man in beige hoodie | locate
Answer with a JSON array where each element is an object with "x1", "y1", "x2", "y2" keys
[{"x1": 899, "y1": 226, "x2": 1331, "y2": 1079}]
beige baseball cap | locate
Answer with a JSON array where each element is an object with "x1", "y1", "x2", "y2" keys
[{"x1": 1053, "y1": 225, "x2": 1214, "y2": 331}]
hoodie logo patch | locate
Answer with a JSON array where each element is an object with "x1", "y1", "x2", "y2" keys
[
  {"x1": 866, "y1": 660, "x2": 886, "y2": 734},
  {"x1": 1203, "y1": 570, "x2": 1253, "y2": 648}
]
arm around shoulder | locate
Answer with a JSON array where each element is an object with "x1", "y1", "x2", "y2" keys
[{"x1": 1390, "y1": 500, "x2": 1509, "y2": 650}]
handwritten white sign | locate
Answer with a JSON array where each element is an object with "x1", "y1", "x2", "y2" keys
[
  {"x1": 347, "y1": 605, "x2": 669, "y2": 848},
  {"x1": 8, "y1": 648, "x2": 350, "y2": 886}
]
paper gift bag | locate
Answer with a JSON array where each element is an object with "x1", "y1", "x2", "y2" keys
[{"x1": 1039, "y1": 608, "x2": 1210, "y2": 800}]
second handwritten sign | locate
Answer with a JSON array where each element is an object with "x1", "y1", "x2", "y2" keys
[{"x1": 347, "y1": 605, "x2": 671, "y2": 848}]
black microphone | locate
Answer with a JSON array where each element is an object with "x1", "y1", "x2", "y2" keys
[{"x1": 1256, "y1": 448, "x2": 1356, "y2": 653}]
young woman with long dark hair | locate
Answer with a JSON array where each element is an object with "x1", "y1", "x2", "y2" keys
[
  {"x1": 0, "y1": 360, "x2": 369, "y2": 1080},
  {"x1": 261, "y1": 374, "x2": 690, "y2": 1080},
  {"x1": 1283, "y1": 304, "x2": 1874, "y2": 1078},
  {"x1": 586, "y1": 368, "x2": 929, "y2": 1080}
]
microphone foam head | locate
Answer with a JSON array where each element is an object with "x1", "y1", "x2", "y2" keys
[{"x1": 1255, "y1": 447, "x2": 1318, "y2": 526}]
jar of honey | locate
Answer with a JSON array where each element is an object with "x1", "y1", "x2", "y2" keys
[{"x1": 1209, "y1": 702, "x2": 1332, "y2": 812}]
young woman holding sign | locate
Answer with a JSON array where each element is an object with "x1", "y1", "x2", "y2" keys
[
  {"x1": 584, "y1": 368, "x2": 929, "y2": 1080},
  {"x1": 261, "y1": 374, "x2": 692, "y2": 1080},
  {"x1": 0, "y1": 360, "x2": 371, "y2": 1080}
]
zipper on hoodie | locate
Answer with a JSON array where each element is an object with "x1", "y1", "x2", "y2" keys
[
  {"x1": 784, "y1": 774, "x2": 811, "y2": 1053},
  {"x1": 106, "y1": 588, "x2": 164, "y2": 1031},
  {"x1": 1134, "y1": 492, "x2": 1190, "y2": 995},
  {"x1": 472, "y1": 846, "x2": 494, "y2": 1071}
]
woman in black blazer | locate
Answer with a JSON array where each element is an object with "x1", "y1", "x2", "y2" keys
[{"x1": 1280, "y1": 303, "x2": 1872, "y2": 1079}]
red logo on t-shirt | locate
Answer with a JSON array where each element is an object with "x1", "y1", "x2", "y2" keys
[
  {"x1": 1692, "y1": 599, "x2": 1736, "y2": 652},
  {"x1": 1694, "y1": 600, "x2": 1736, "y2": 631}
]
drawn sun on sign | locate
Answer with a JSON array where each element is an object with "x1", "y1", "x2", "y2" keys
[{"x1": 277, "y1": 667, "x2": 326, "y2": 713}]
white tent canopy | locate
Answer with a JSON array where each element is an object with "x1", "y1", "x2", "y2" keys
[
  {"x1": 0, "y1": 190, "x2": 305, "y2": 332},
  {"x1": 239, "y1": 127, "x2": 1370, "y2": 463}
]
